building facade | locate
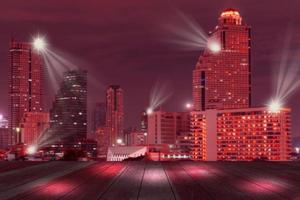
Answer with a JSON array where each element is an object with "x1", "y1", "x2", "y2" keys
[
  {"x1": 0, "y1": 128, "x2": 9, "y2": 150},
  {"x1": 147, "y1": 110, "x2": 190, "y2": 148},
  {"x1": 105, "y1": 85, "x2": 124, "y2": 146},
  {"x1": 96, "y1": 126, "x2": 109, "y2": 158},
  {"x1": 20, "y1": 112, "x2": 49, "y2": 146},
  {"x1": 190, "y1": 108, "x2": 292, "y2": 161},
  {"x1": 193, "y1": 8, "x2": 251, "y2": 111},
  {"x1": 9, "y1": 40, "x2": 43, "y2": 146},
  {"x1": 48, "y1": 70, "x2": 87, "y2": 146}
]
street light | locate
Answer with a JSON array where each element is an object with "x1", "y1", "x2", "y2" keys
[
  {"x1": 185, "y1": 103, "x2": 193, "y2": 109},
  {"x1": 16, "y1": 127, "x2": 21, "y2": 144}
]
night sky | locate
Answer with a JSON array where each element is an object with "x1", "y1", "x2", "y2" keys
[{"x1": 0, "y1": 0, "x2": 300, "y2": 137}]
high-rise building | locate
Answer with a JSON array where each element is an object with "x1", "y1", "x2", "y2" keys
[
  {"x1": 9, "y1": 40, "x2": 43, "y2": 146},
  {"x1": 105, "y1": 85, "x2": 124, "y2": 146},
  {"x1": 20, "y1": 112, "x2": 49, "y2": 146},
  {"x1": 92, "y1": 102, "x2": 106, "y2": 133},
  {"x1": 49, "y1": 70, "x2": 87, "y2": 145},
  {"x1": 193, "y1": 8, "x2": 251, "y2": 111},
  {"x1": 190, "y1": 107, "x2": 292, "y2": 161}
]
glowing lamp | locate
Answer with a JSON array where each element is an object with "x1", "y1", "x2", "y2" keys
[
  {"x1": 33, "y1": 36, "x2": 47, "y2": 52},
  {"x1": 268, "y1": 99, "x2": 282, "y2": 113},
  {"x1": 146, "y1": 108, "x2": 153, "y2": 115},
  {"x1": 116, "y1": 139, "x2": 123, "y2": 145},
  {"x1": 208, "y1": 41, "x2": 221, "y2": 53},
  {"x1": 27, "y1": 145, "x2": 37, "y2": 155},
  {"x1": 186, "y1": 103, "x2": 193, "y2": 109}
]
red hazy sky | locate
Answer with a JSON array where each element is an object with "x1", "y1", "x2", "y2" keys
[{"x1": 0, "y1": 0, "x2": 300, "y2": 137}]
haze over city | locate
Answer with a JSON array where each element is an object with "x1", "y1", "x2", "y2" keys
[
  {"x1": 0, "y1": 0, "x2": 300, "y2": 137},
  {"x1": 0, "y1": 1, "x2": 300, "y2": 200}
]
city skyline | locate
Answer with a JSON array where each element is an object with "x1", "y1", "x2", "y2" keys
[
  {"x1": 0, "y1": 1, "x2": 299, "y2": 138},
  {"x1": 0, "y1": 2, "x2": 300, "y2": 199}
]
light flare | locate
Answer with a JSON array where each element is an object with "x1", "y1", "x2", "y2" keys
[
  {"x1": 32, "y1": 36, "x2": 47, "y2": 52},
  {"x1": 185, "y1": 103, "x2": 193, "y2": 109},
  {"x1": 272, "y1": 30, "x2": 300, "y2": 106},
  {"x1": 27, "y1": 145, "x2": 37, "y2": 155},
  {"x1": 208, "y1": 40, "x2": 221, "y2": 53},
  {"x1": 148, "y1": 80, "x2": 173, "y2": 114},
  {"x1": 268, "y1": 99, "x2": 282, "y2": 113},
  {"x1": 160, "y1": 8, "x2": 208, "y2": 51},
  {"x1": 146, "y1": 107, "x2": 153, "y2": 115}
]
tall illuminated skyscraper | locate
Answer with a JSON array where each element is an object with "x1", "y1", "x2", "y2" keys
[
  {"x1": 193, "y1": 8, "x2": 251, "y2": 111},
  {"x1": 105, "y1": 85, "x2": 124, "y2": 146},
  {"x1": 49, "y1": 70, "x2": 87, "y2": 145},
  {"x1": 9, "y1": 40, "x2": 43, "y2": 146}
]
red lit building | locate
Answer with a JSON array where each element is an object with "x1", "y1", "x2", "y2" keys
[
  {"x1": 105, "y1": 85, "x2": 124, "y2": 146},
  {"x1": 9, "y1": 40, "x2": 43, "y2": 146},
  {"x1": 190, "y1": 108, "x2": 292, "y2": 161},
  {"x1": 193, "y1": 8, "x2": 251, "y2": 111},
  {"x1": 20, "y1": 112, "x2": 49, "y2": 146}
]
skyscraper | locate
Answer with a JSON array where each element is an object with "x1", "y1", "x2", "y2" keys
[
  {"x1": 49, "y1": 70, "x2": 87, "y2": 145},
  {"x1": 190, "y1": 8, "x2": 292, "y2": 161},
  {"x1": 193, "y1": 8, "x2": 251, "y2": 111},
  {"x1": 105, "y1": 85, "x2": 124, "y2": 146},
  {"x1": 9, "y1": 40, "x2": 43, "y2": 146}
]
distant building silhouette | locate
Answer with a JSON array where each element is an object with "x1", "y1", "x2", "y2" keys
[
  {"x1": 48, "y1": 70, "x2": 87, "y2": 146},
  {"x1": 105, "y1": 85, "x2": 124, "y2": 146},
  {"x1": 92, "y1": 102, "x2": 106, "y2": 133}
]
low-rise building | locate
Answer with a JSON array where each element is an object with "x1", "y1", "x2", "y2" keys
[
  {"x1": 107, "y1": 146, "x2": 147, "y2": 161},
  {"x1": 190, "y1": 107, "x2": 292, "y2": 161}
]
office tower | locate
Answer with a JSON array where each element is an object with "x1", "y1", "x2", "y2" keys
[
  {"x1": 92, "y1": 102, "x2": 106, "y2": 133},
  {"x1": 105, "y1": 85, "x2": 124, "y2": 146},
  {"x1": 9, "y1": 40, "x2": 43, "y2": 146},
  {"x1": 49, "y1": 70, "x2": 87, "y2": 145},
  {"x1": 193, "y1": 8, "x2": 251, "y2": 111},
  {"x1": 190, "y1": 107, "x2": 292, "y2": 161},
  {"x1": 20, "y1": 112, "x2": 49, "y2": 146}
]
